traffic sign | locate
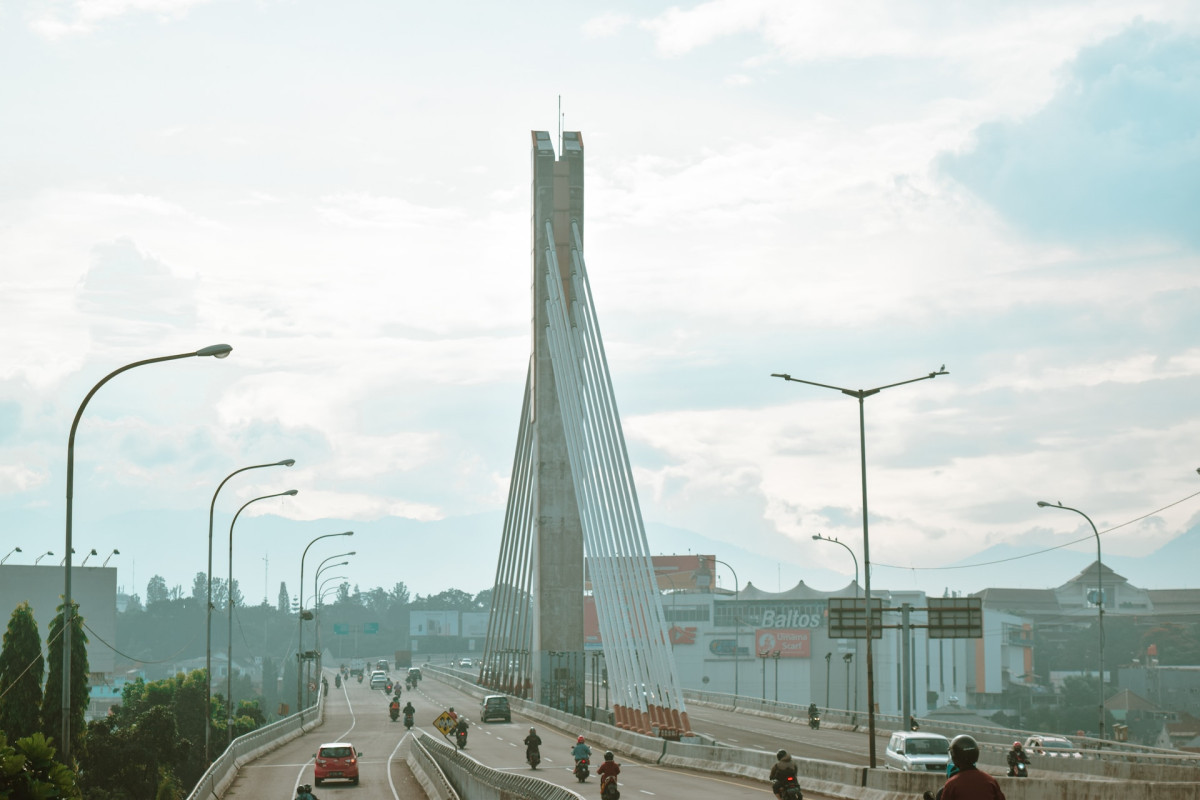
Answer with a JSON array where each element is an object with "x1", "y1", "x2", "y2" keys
[
  {"x1": 364, "y1": 622, "x2": 379, "y2": 634},
  {"x1": 927, "y1": 597, "x2": 982, "y2": 639},
  {"x1": 828, "y1": 597, "x2": 883, "y2": 639},
  {"x1": 333, "y1": 623, "x2": 349, "y2": 635},
  {"x1": 433, "y1": 711, "x2": 456, "y2": 735}
]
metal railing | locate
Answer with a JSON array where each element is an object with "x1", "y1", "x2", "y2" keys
[{"x1": 184, "y1": 686, "x2": 325, "y2": 800}]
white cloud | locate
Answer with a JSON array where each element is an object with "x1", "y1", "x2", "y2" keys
[
  {"x1": 29, "y1": 0, "x2": 216, "y2": 38},
  {"x1": 584, "y1": 12, "x2": 633, "y2": 39}
]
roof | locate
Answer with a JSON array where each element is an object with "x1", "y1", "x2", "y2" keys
[
  {"x1": 1060, "y1": 560, "x2": 1128, "y2": 588},
  {"x1": 740, "y1": 580, "x2": 863, "y2": 601},
  {"x1": 1104, "y1": 689, "x2": 1160, "y2": 713}
]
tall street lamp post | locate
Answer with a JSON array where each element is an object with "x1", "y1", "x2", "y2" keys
[
  {"x1": 227, "y1": 489, "x2": 297, "y2": 746},
  {"x1": 35, "y1": 551, "x2": 53, "y2": 565},
  {"x1": 772, "y1": 366, "x2": 947, "y2": 767},
  {"x1": 101, "y1": 548, "x2": 120, "y2": 567},
  {"x1": 813, "y1": 533, "x2": 861, "y2": 719},
  {"x1": 314, "y1": 555, "x2": 353, "y2": 668},
  {"x1": 64, "y1": 343, "x2": 231, "y2": 763},
  {"x1": 1037, "y1": 500, "x2": 1106, "y2": 740},
  {"x1": 1, "y1": 547, "x2": 20, "y2": 564},
  {"x1": 205, "y1": 458, "x2": 294, "y2": 763},
  {"x1": 298, "y1": 532, "x2": 353, "y2": 711},
  {"x1": 708, "y1": 558, "x2": 741, "y2": 700}
]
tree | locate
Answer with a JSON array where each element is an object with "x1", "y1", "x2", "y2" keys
[
  {"x1": 42, "y1": 600, "x2": 89, "y2": 762},
  {"x1": 261, "y1": 658, "x2": 279, "y2": 720},
  {"x1": 0, "y1": 731, "x2": 81, "y2": 799},
  {"x1": 0, "y1": 602, "x2": 44, "y2": 742},
  {"x1": 146, "y1": 575, "x2": 169, "y2": 607},
  {"x1": 277, "y1": 582, "x2": 289, "y2": 613},
  {"x1": 191, "y1": 572, "x2": 207, "y2": 603}
]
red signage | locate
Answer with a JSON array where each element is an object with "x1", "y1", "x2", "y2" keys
[
  {"x1": 669, "y1": 626, "x2": 697, "y2": 645},
  {"x1": 754, "y1": 629, "x2": 810, "y2": 658}
]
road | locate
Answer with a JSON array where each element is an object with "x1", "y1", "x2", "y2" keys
[{"x1": 225, "y1": 669, "x2": 785, "y2": 800}]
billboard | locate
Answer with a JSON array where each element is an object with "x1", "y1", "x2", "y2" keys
[{"x1": 754, "y1": 628, "x2": 810, "y2": 658}]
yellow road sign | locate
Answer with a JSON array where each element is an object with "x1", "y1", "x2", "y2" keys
[{"x1": 433, "y1": 711, "x2": 456, "y2": 735}]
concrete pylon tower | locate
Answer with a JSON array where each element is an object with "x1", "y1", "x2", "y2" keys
[{"x1": 529, "y1": 129, "x2": 585, "y2": 709}]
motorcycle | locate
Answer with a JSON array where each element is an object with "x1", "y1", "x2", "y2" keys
[
  {"x1": 808, "y1": 713, "x2": 820, "y2": 730},
  {"x1": 356, "y1": 673, "x2": 363, "y2": 684},
  {"x1": 526, "y1": 748, "x2": 540, "y2": 769},
  {"x1": 573, "y1": 757, "x2": 590, "y2": 783},
  {"x1": 334, "y1": 675, "x2": 341, "y2": 689},
  {"x1": 601, "y1": 774, "x2": 620, "y2": 800},
  {"x1": 454, "y1": 725, "x2": 468, "y2": 748},
  {"x1": 1007, "y1": 762, "x2": 1028, "y2": 778},
  {"x1": 389, "y1": 704, "x2": 399, "y2": 722},
  {"x1": 403, "y1": 712, "x2": 414, "y2": 730},
  {"x1": 775, "y1": 775, "x2": 802, "y2": 800}
]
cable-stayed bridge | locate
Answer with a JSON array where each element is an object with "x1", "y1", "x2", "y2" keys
[{"x1": 479, "y1": 131, "x2": 689, "y2": 736}]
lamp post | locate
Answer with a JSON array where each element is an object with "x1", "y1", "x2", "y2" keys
[
  {"x1": 824, "y1": 652, "x2": 832, "y2": 709},
  {"x1": 298, "y1": 532, "x2": 353, "y2": 712},
  {"x1": 205, "y1": 458, "x2": 294, "y2": 763},
  {"x1": 813, "y1": 533, "x2": 860, "y2": 718},
  {"x1": 843, "y1": 652, "x2": 853, "y2": 712},
  {"x1": 227, "y1": 489, "x2": 297, "y2": 746},
  {"x1": 63, "y1": 343, "x2": 232, "y2": 763},
  {"x1": 1, "y1": 547, "x2": 20, "y2": 565},
  {"x1": 314, "y1": 556, "x2": 353, "y2": 667},
  {"x1": 79, "y1": 548, "x2": 99, "y2": 566},
  {"x1": 101, "y1": 549, "x2": 120, "y2": 567},
  {"x1": 708, "y1": 558, "x2": 741, "y2": 699},
  {"x1": 773, "y1": 366, "x2": 947, "y2": 767},
  {"x1": 35, "y1": 551, "x2": 53, "y2": 565},
  {"x1": 1037, "y1": 500, "x2": 1106, "y2": 740},
  {"x1": 59, "y1": 549, "x2": 76, "y2": 566}
]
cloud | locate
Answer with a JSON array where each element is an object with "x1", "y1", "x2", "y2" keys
[
  {"x1": 583, "y1": 12, "x2": 633, "y2": 39},
  {"x1": 316, "y1": 193, "x2": 464, "y2": 230},
  {"x1": 939, "y1": 21, "x2": 1200, "y2": 247},
  {"x1": 78, "y1": 238, "x2": 199, "y2": 328},
  {"x1": 29, "y1": 0, "x2": 216, "y2": 38}
]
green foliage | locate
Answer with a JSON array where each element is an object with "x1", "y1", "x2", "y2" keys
[
  {"x1": 277, "y1": 582, "x2": 290, "y2": 614},
  {"x1": 0, "y1": 730, "x2": 81, "y2": 799},
  {"x1": 41, "y1": 601, "x2": 88, "y2": 763},
  {"x1": 0, "y1": 602, "x2": 44, "y2": 742}
]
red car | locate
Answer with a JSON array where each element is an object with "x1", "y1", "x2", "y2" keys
[{"x1": 314, "y1": 742, "x2": 361, "y2": 786}]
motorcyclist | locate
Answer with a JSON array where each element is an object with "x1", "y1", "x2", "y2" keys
[
  {"x1": 597, "y1": 751, "x2": 621, "y2": 800},
  {"x1": 769, "y1": 749, "x2": 799, "y2": 799},
  {"x1": 572, "y1": 735, "x2": 592, "y2": 764},
  {"x1": 524, "y1": 727, "x2": 542, "y2": 761},
  {"x1": 807, "y1": 703, "x2": 818, "y2": 720},
  {"x1": 389, "y1": 697, "x2": 400, "y2": 721},
  {"x1": 448, "y1": 706, "x2": 458, "y2": 722},
  {"x1": 296, "y1": 783, "x2": 319, "y2": 800},
  {"x1": 1006, "y1": 741, "x2": 1029, "y2": 776},
  {"x1": 454, "y1": 715, "x2": 469, "y2": 747},
  {"x1": 403, "y1": 700, "x2": 416, "y2": 717},
  {"x1": 940, "y1": 735, "x2": 1005, "y2": 800},
  {"x1": 334, "y1": 674, "x2": 341, "y2": 688},
  {"x1": 910, "y1": 715, "x2": 920, "y2": 731}
]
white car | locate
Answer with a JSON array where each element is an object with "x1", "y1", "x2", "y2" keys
[
  {"x1": 884, "y1": 731, "x2": 950, "y2": 772},
  {"x1": 459, "y1": 657, "x2": 474, "y2": 667},
  {"x1": 1024, "y1": 735, "x2": 1082, "y2": 757},
  {"x1": 369, "y1": 670, "x2": 388, "y2": 689}
]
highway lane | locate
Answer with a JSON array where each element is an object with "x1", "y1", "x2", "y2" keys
[
  {"x1": 411, "y1": 673, "x2": 780, "y2": 800},
  {"x1": 223, "y1": 670, "x2": 426, "y2": 800}
]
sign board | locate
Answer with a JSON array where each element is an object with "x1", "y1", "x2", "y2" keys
[
  {"x1": 333, "y1": 623, "x2": 349, "y2": 635},
  {"x1": 927, "y1": 597, "x2": 983, "y2": 639},
  {"x1": 827, "y1": 597, "x2": 883, "y2": 639},
  {"x1": 754, "y1": 629, "x2": 810, "y2": 658},
  {"x1": 433, "y1": 711, "x2": 457, "y2": 735},
  {"x1": 364, "y1": 622, "x2": 379, "y2": 634}
]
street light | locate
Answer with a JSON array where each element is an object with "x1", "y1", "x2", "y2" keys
[
  {"x1": 101, "y1": 549, "x2": 120, "y2": 567},
  {"x1": 772, "y1": 365, "x2": 948, "y2": 767},
  {"x1": 813, "y1": 533, "x2": 860, "y2": 718},
  {"x1": 79, "y1": 548, "x2": 99, "y2": 566},
  {"x1": 298, "y1": 531, "x2": 353, "y2": 712},
  {"x1": 1, "y1": 547, "x2": 20, "y2": 564},
  {"x1": 227, "y1": 489, "x2": 297, "y2": 746},
  {"x1": 707, "y1": 558, "x2": 741, "y2": 700},
  {"x1": 59, "y1": 549, "x2": 76, "y2": 566},
  {"x1": 35, "y1": 551, "x2": 53, "y2": 565},
  {"x1": 204, "y1": 457, "x2": 295, "y2": 763},
  {"x1": 63, "y1": 343, "x2": 231, "y2": 763},
  {"x1": 1037, "y1": 499, "x2": 1105, "y2": 740},
  {"x1": 314, "y1": 557, "x2": 353, "y2": 662}
]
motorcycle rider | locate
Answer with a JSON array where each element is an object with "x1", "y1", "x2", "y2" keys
[
  {"x1": 597, "y1": 751, "x2": 621, "y2": 800},
  {"x1": 334, "y1": 674, "x2": 341, "y2": 689},
  {"x1": 454, "y1": 715, "x2": 470, "y2": 746},
  {"x1": 296, "y1": 784, "x2": 319, "y2": 800},
  {"x1": 523, "y1": 727, "x2": 542, "y2": 764},
  {"x1": 807, "y1": 703, "x2": 819, "y2": 722},
  {"x1": 388, "y1": 697, "x2": 400, "y2": 721},
  {"x1": 403, "y1": 700, "x2": 416, "y2": 717},
  {"x1": 1006, "y1": 741, "x2": 1029, "y2": 777},
  {"x1": 940, "y1": 735, "x2": 1005, "y2": 800},
  {"x1": 448, "y1": 706, "x2": 458, "y2": 722},
  {"x1": 770, "y1": 749, "x2": 799, "y2": 799},
  {"x1": 572, "y1": 735, "x2": 592, "y2": 764}
]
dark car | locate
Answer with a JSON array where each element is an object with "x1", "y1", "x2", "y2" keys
[{"x1": 480, "y1": 694, "x2": 511, "y2": 723}]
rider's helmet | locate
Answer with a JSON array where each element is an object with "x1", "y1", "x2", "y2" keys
[
  {"x1": 449, "y1": 706, "x2": 455, "y2": 713},
  {"x1": 949, "y1": 735, "x2": 980, "y2": 769},
  {"x1": 604, "y1": 751, "x2": 614, "y2": 761},
  {"x1": 577, "y1": 735, "x2": 585, "y2": 743},
  {"x1": 1012, "y1": 741, "x2": 1022, "y2": 749},
  {"x1": 530, "y1": 727, "x2": 537, "y2": 734},
  {"x1": 777, "y1": 750, "x2": 789, "y2": 760}
]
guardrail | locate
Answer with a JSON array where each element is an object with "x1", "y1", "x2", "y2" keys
[
  {"x1": 402, "y1": 730, "x2": 460, "y2": 800},
  {"x1": 184, "y1": 687, "x2": 325, "y2": 800},
  {"x1": 425, "y1": 666, "x2": 1200, "y2": 799},
  {"x1": 415, "y1": 731, "x2": 581, "y2": 800}
]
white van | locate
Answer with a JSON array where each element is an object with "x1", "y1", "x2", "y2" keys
[{"x1": 884, "y1": 731, "x2": 950, "y2": 772}]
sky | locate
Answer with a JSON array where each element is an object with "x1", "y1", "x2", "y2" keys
[{"x1": 2, "y1": 0, "x2": 1199, "y2": 604}]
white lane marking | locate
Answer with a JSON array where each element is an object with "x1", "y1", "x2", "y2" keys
[
  {"x1": 386, "y1": 731, "x2": 409, "y2": 799},
  {"x1": 639, "y1": 791, "x2": 655, "y2": 795},
  {"x1": 294, "y1": 671, "x2": 358, "y2": 794}
]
